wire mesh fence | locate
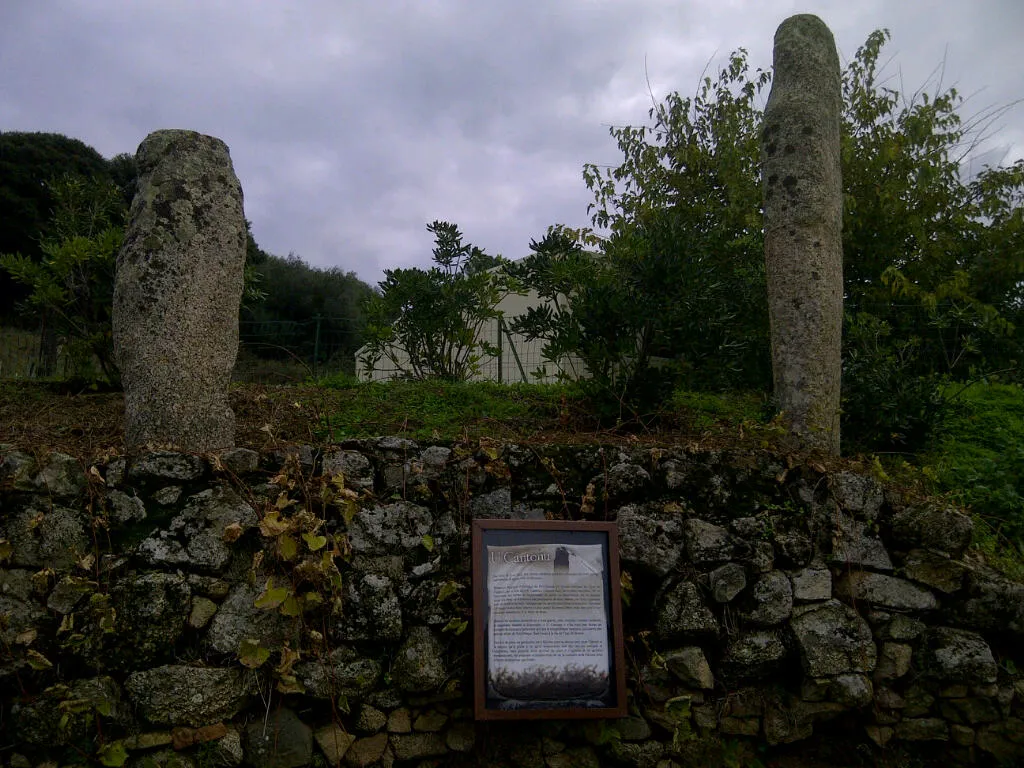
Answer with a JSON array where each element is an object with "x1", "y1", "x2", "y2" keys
[
  {"x1": 0, "y1": 317, "x2": 365, "y2": 384},
  {"x1": 235, "y1": 316, "x2": 364, "y2": 383},
  {"x1": 0, "y1": 326, "x2": 75, "y2": 379},
  {"x1": 3, "y1": 304, "x2": 1006, "y2": 385}
]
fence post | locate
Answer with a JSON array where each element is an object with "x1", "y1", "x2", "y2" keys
[
  {"x1": 503, "y1": 319, "x2": 528, "y2": 383},
  {"x1": 496, "y1": 317, "x2": 503, "y2": 384},
  {"x1": 312, "y1": 314, "x2": 322, "y2": 379}
]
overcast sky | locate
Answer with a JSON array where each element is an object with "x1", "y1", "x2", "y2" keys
[{"x1": 2, "y1": 1, "x2": 1021, "y2": 286}]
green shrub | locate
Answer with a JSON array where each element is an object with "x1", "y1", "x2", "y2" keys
[
  {"x1": 926, "y1": 382, "x2": 1024, "y2": 542},
  {"x1": 841, "y1": 313, "x2": 951, "y2": 453}
]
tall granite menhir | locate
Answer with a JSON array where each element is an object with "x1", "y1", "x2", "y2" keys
[
  {"x1": 113, "y1": 130, "x2": 246, "y2": 453},
  {"x1": 762, "y1": 15, "x2": 844, "y2": 455}
]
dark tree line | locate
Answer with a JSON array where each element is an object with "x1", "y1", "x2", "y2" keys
[
  {"x1": 0, "y1": 131, "x2": 374, "y2": 382},
  {"x1": 0, "y1": 131, "x2": 135, "y2": 326},
  {"x1": 240, "y1": 249, "x2": 375, "y2": 372}
]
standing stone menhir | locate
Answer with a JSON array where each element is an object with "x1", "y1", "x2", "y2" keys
[
  {"x1": 113, "y1": 130, "x2": 247, "y2": 453},
  {"x1": 761, "y1": 14, "x2": 844, "y2": 455}
]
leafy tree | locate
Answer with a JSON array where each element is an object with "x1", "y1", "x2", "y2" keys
[
  {"x1": 0, "y1": 175, "x2": 124, "y2": 382},
  {"x1": 361, "y1": 221, "x2": 512, "y2": 381},
  {"x1": 240, "y1": 251, "x2": 374, "y2": 371},
  {"x1": 0, "y1": 132, "x2": 114, "y2": 323},
  {"x1": 107, "y1": 152, "x2": 139, "y2": 210},
  {"x1": 505, "y1": 227, "x2": 667, "y2": 422},
  {"x1": 1, "y1": 166, "x2": 278, "y2": 384},
  {"x1": 519, "y1": 31, "x2": 1022, "y2": 448},
  {"x1": 586, "y1": 50, "x2": 773, "y2": 393},
  {"x1": 839, "y1": 30, "x2": 1024, "y2": 449},
  {"x1": 510, "y1": 51, "x2": 772, "y2": 423}
]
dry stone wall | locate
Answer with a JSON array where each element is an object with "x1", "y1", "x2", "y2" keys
[{"x1": 2, "y1": 440, "x2": 1023, "y2": 767}]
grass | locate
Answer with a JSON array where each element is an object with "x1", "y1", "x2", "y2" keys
[
  {"x1": 312, "y1": 376, "x2": 783, "y2": 445},
  {"x1": 1, "y1": 375, "x2": 782, "y2": 459},
  {"x1": 920, "y1": 382, "x2": 1024, "y2": 577},
  {"x1": 316, "y1": 378, "x2": 570, "y2": 441},
  {"x1": 669, "y1": 390, "x2": 771, "y2": 432}
]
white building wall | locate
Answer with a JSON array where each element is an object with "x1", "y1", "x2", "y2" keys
[{"x1": 354, "y1": 287, "x2": 586, "y2": 384}]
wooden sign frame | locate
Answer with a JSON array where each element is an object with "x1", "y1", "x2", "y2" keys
[{"x1": 472, "y1": 519, "x2": 627, "y2": 720}]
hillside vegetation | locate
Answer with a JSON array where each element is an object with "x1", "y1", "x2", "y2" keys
[{"x1": 2, "y1": 27, "x2": 1023, "y2": 574}]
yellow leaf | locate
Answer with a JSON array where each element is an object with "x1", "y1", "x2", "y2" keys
[
  {"x1": 15, "y1": 629, "x2": 37, "y2": 646},
  {"x1": 278, "y1": 534, "x2": 299, "y2": 561},
  {"x1": 437, "y1": 581, "x2": 461, "y2": 602},
  {"x1": 26, "y1": 649, "x2": 53, "y2": 670},
  {"x1": 340, "y1": 499, "x2": 359, "y2": 525},
  {"x1": 302, "y1": 591, "x2": 323, "y2": 611},
  {"x1": 279, "y1": 595, "x2": 302, "y2": 617},
  {"x1": 97, "y1": 742, "x2": 128, "y2": 767},
  {"x1": 32, "y1": 567, "x2": 55, "y2": 591},
  {"x1": 259, "y1": 510, "x2": 291, "y2": 537},
  {"x1": 336, "y1": 486, "x2": 359, "y2": 501},
  {"x1": 441, "y1": 617, "x2": 468, "y2": 635},
  {"x1": 276, "y1": 674, "x2": 305, "y2": 695},
  {"x1": 238, "y1": 638, "x2": 271, "y2": 669},
  {"x1": 98, "y1": 606, "x2": 117, "y2": 633},
  {"x1": 254, "y1": 577, "x2": 290, "y2": 610},
  {"x1": 321, "y1": 552, "x2": 343, "y2": 591},
  {"x1": 302, "y1": 533, "x2": 327, "y2": 552},
  {"x1": 276, "y1": 645, "x2": 301, "y2": 675},
  {"x1": 0, "y1": 539, "x2": 11, "y2": 563}
]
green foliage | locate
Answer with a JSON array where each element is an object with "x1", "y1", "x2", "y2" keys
[
  {"x1": 240, "y1": 250, "x2": 374, "y2": 375},
  {"x1": 510, "y1": 52, "x2": 774, "y2": 423},
  {"x1": 311, "y1": 377, "x2": 784, "y2": 444},
  {"x1": 577, "y1": 50, "x2": 773, "y2": 395},
  {"x1": 669, "y1": 390, "x2": 769, "y2": 432},
  {"x1": 506, "y1": 226, "x2": 676, "y2": 423},
  {"x1": 842, "y1": 313, "x2": 951, "y2": 451},
  {"x1": 840, "y1": 31, "x2": 1024, "y2": 449},
  {"x1": 97, "y1": 740, "x2": 129, "y2": 767},
  {"x1": 0, "y1": 132, "x2": 118, "y2": 323},
  {"x1": 522, "y1": 30, "x2": 1023, "y2": 448},
  {"x1": 0, "y1": 174, "x2": 124, "y2": 384},
  {"x1": 106, "y1": 152, "x2": 138, "y2": 209},
  {"x1": 925, "y1": 383, "x2": 1024, "y2": 542},
  {"x1": 231, "y1": 455, "x2": 355, "y2": 695},
  {"x1": 361, "y1": 221, "x2": 513, "y2": 381},
  {"x1": 842, "y1": 31, "x2": 1024, "y2": 364}
]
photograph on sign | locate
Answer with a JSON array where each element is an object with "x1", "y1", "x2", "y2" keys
[{"x1": 472, "y1": 521, "x2": 626, "y2": 720}]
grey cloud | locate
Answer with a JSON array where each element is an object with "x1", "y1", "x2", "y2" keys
[{"x1": 1, "y1": 0, "x2": 1020, "y2": 285}]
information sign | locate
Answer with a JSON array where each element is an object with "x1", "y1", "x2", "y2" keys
[{"x1": 472, "y1": 519, "x2": 626, "y2": 720}]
